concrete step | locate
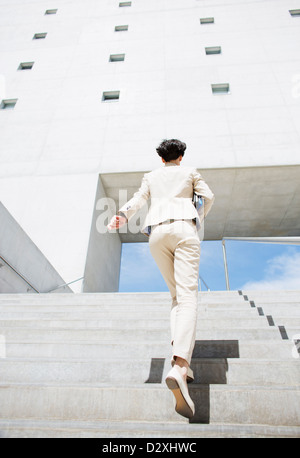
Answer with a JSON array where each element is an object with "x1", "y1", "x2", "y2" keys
[
  {"x1": 0, "y1": 325, "x2": 286, "y2": 342},
  {"x1": 0, "y1": 290, "x2": 299, "y2": 437},
  {"x1": 0, "y1": 298, "x2": 252, "y2": 309},
  {"x1": 0, "y1": 303, "x2": 298, "y2": 319},
  {"x1": 0, "y1": 291, "x2": 245, "y2": 304},
  {"x1": 244, "y1": 304, "x2": 300, "y2": 332},
  {"x1": 0, "y1": 382, "x2": 299, "y2": 426},
  {"x1": 240, "y1": 300, "x2": 300, "y2": 316},
  {"x1": 0, "y1": 316, "x2": 290, "y2": 330},
  {"x1": 0, "y1": 301, "x2": 254, "y2": 311},
  {"x1": 3, "y1": 339, "x2": 296, "y2": 360},
  {"x1": 250, "y1": 305, "x2": 300, "y2": 317},
  {"x1": 0, "y1": 290, "x2": 298, "y2": 307},
  {"x1": 0, "y1": 357, "x2": 299, "y2": 386},
  {"x1": 242, "y1": 290, "x2": 300, "y2": 301},
  {"x1": 2, "y1": 418, "x2": 300, "y2": 438},
  {"x1": 202, "y1": 302, "x2": 300, "y2": 314},
  {"x1": 0, "y1": 308, "x2": 262, "y2": 320},
  {"x1": 1, "y1": 419, "x2": 299, "y2": 438},
  {"x1": 0, "y1": 293, "x2": 252, "y2": 310}
]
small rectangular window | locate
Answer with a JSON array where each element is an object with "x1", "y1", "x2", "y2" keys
[
  {"x1": 289, "y1": 9, "x2": 300, "y2": 17},
  {"x1": 205, "y1": 46, "x2": 221, "y2": 55},
  {"x1": 45, "y1": 9, "x2": 58, "y2": 15},
  {"x1": 33, "y1": 33, "x2": 47, "y2": 39},
  {"x1": 200, "y1": 17, "x2": 214, "y2": 24},
  {"x1": 119, "y1": 1, "x2": 131, "y2": 6},
  {"x1": 211, "y1": 83, "x2": 230, "y2": 94},
  {"x1": 1, "y1": 98, "x2": 18, "y2": 109},
  {"x1": 115, "y1": 25, "x2": 128, "y2": 32},
  {"x1": 18, "y1": 62, "x2": 34, "y2": 70},
  {"x1": 102, "y1": 91, "x2": 120, "y2": 101},
  {"x1": 109, "y1": 54, "x2": 125, "y2": 62}
]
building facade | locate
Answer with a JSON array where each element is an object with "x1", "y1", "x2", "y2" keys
[{"x1": 0, "y1": 0, "x2": 300, "y2": 292}]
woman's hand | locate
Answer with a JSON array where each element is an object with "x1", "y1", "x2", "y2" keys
[{"x1": 107, "y1": 215, "x2": 127, "y2": 231}]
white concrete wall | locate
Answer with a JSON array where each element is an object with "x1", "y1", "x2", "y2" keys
[
  {"x1": 0, "y1": 202, "x2": 73, "y2": 293},
  {"x1": 0, "y1": 0, "x2": 299, "y2": 290},
  {"x1": 83, "y1": 176, "x2": 122, "y2": 292}
]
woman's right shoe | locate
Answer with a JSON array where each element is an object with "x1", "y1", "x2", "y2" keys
[{"x1": 165, "y1": 367, "x2": 195, "y2": 419}]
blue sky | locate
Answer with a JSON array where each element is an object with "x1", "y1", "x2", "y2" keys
[{"x1": 119, "y1": 240, "x2": 300, "y2": 293}]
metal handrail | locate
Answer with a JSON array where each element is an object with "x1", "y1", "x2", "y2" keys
[
  {"x1": 0, "y1": 254, "x2": 82, "y2": 294},
  {"x1": 221, "y1": 236, "x2": 300, "y2": 291},
  {"x1": 45, "y1": 277, "x2": 84, "y2": 293},
  {"x1": 223, "y1": 237, "x2": 300, "y2": 245},
  {"x1": 0, "y1": 255, "x2": 40, "y2": 293},
  {"x1": 199, "y1": 274, "x2": 210, "y2": 291},
  {"x1": 222, "y1": 240, "x2": 230, "y2": 291}
]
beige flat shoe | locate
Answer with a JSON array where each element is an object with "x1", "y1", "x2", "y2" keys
[{"x1": 165, "y1": 367, "x2": 195, "y2": 419}]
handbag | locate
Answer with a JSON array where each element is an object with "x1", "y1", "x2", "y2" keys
[
  {"x1": 193, "y1": 192, "x2": 204, "y2": 240},
  {"x1": 193, "y1": 192, "x2": 202, "y2": 209}
]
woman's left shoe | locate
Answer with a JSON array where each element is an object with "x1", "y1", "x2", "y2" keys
[
  {"x1": 171, "y1": 358, "x2": 194, "y2": 383},
  {"x1": 165, "y1": 367, "x2": 195, "y2": 419}
]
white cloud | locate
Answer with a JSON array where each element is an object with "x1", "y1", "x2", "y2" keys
[{"x1": 241, "y1": 249, "x2": 300, "y2": 291}]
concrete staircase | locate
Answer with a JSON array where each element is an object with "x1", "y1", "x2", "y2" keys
[{"x1": 0, "y1": 290, "x2": 299, "y2": 438}]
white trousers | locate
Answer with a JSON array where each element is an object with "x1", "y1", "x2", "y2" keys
[{"x1": 149, "y1": 220, "x2": 200, "y2": 365}]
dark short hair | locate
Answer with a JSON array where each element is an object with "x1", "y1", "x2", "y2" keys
[{"x1": 156, "y1": 139, "x2": 186, "y2": 162}]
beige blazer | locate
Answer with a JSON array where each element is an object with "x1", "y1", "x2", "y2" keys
[{"x1": 118, "y1": 163, "x2": 215, "y2": 236}]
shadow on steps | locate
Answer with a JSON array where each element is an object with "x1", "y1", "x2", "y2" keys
[{"x1": 145, "y1": 340, "x2": 240, "y2": 424}]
